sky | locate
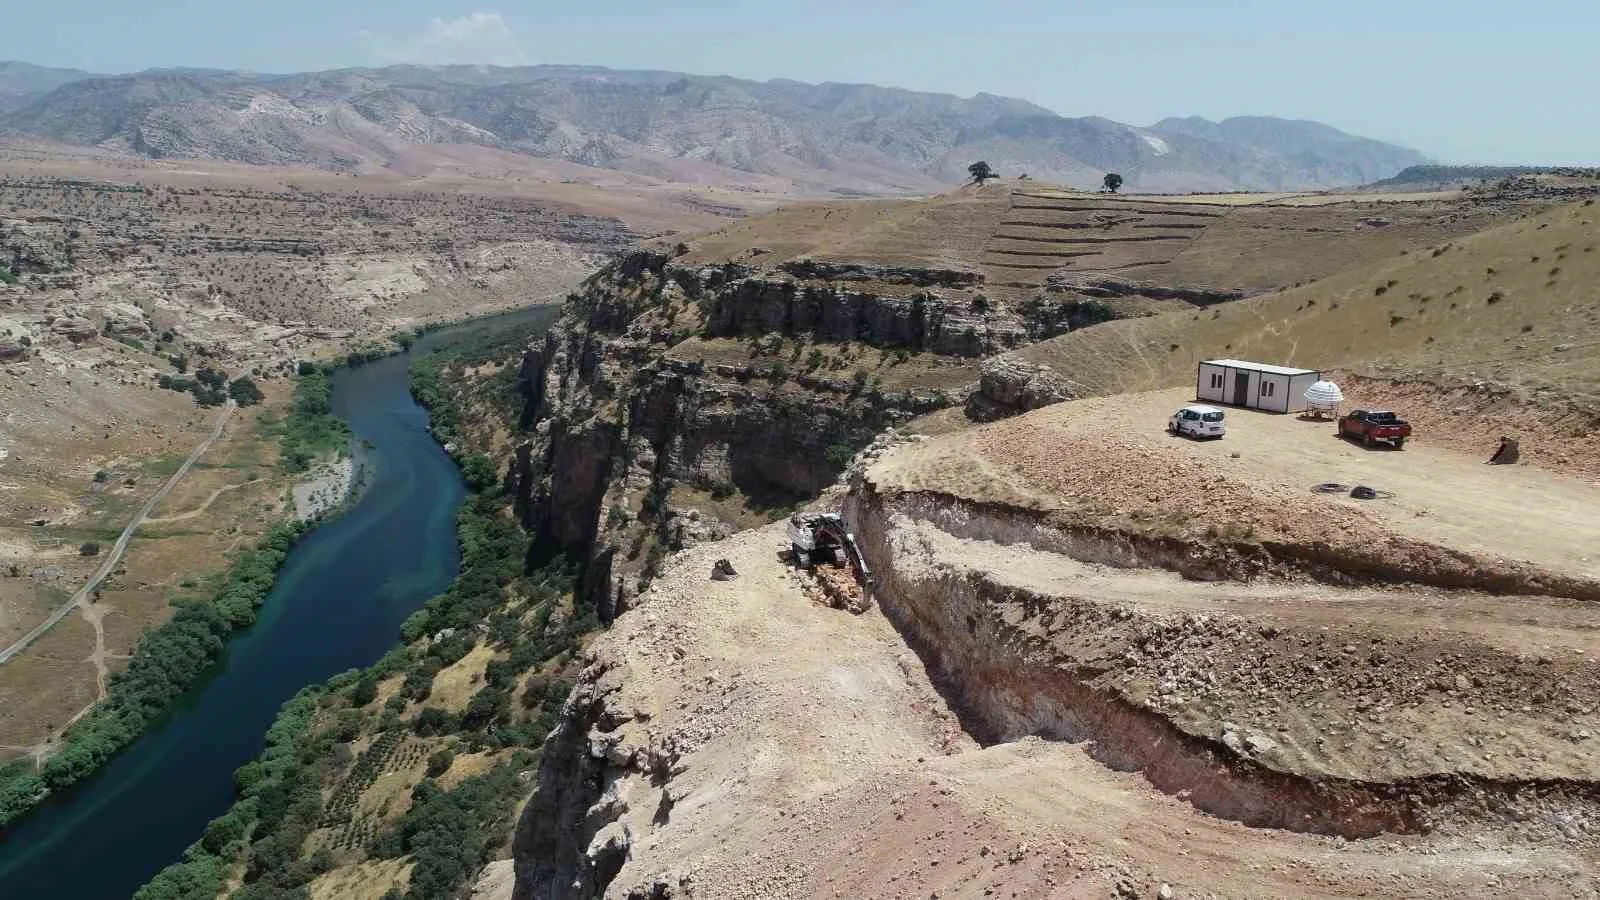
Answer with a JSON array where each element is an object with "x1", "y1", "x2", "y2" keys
[{"x1": 2, "y1": 0, "x2": 1596, "y2": 165}]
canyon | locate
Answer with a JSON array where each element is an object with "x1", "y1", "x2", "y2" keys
[
  {"x1": 492, "y1": 175, "x2": 1600, "y2": 898},
  {"x1": 4, "y1": 129, "x2": 1597, "y2": 898}
]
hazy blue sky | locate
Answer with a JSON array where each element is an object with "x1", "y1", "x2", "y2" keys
[{"x1": 3, "y1": 1, "x2": 1595, "y2": 164}]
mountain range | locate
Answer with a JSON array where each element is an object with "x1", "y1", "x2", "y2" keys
[{"x1": 0, "y1": 62, "x2": 1427, "y2": 195}]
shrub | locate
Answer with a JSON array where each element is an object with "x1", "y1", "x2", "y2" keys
[
  {"x1": 425, "y1": 749, "x2": 455, "y2": 777},
  {"x1": 79, "y1": 542, "x2": 100, "y2": 557},
  {"x1": 229, "y1": 376, "x2": 264, "y2": 406},
  {"x1": 192, "y1": 385, "x2": 228, "y2": 407},
  {"x1": 825, "y1": 443, "x2": 855, "y2": 472},
  {"x1": 411, "y1": 707, "x2": 456, "y2": 736},
  {"x1": 459, "y1": 455, "x2": 500, "y2": 492},
  {"x1": 1076, "y1": 299, "x2": 1116, "y2": 325},
  {"x1": 350, "y1": 675, "x2": 378, "y2": 708},
  {"x1": 274, "y1": 370, "x2": 349, "y2": 472}
]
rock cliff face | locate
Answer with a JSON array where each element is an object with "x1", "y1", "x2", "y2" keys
[
  {"x1": 503, "y1": 247, "x2": 1309, "y2": 897},
  {"x1": 508, "y1": 249, "x2": 971, "y2": 623}
]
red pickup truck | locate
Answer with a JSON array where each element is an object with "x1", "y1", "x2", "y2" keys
[{"x1": 1338, "y1": 409, "x2": 1411, "y2": 449}]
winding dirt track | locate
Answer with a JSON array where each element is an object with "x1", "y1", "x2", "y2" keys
[
  {"x1": 140, "y1": 480, "x2": 249, "y2": 524},
  {"x1": 0, "y1": 401, "x2": 235, "y2": 667}
]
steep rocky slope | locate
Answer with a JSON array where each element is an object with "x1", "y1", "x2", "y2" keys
[
  {"x1": 509, "y1": 248, "x2": 983, "y2": 623},
  {"x1": 502, "y1": 177, "x2": 1549, "y2": 623},
  {"x1": 1, "y1": 63, "x2": 1426, "y2": 193},
  {"x1": 489, "y1": 177, "x2": 1600, "y2": 899},
  {"x1": 504, "y1": 381, "x2": 1600, "y2": 900},
  {"x1": 507, "y1": 448, "x2": 1600, "y2": 899}
]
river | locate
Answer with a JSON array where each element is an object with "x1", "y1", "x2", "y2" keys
[{"x1": 0, "y1": 308, "x2": 550, "y2": 898}]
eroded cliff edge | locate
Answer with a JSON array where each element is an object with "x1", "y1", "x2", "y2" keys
[{"x1": 504, "y1": 247, "x2": 1101, "y2": 622}]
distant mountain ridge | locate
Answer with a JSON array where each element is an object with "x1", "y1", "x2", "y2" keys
[
  {"x1": 0, "y1": 61, "x2": 98, "y2": 113},
  {"x1": 0, "y1": 62, "x2": 1428, "y2": 195}
]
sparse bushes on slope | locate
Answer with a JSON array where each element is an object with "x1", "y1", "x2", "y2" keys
[{"x1": 369, "y1": 760, "x2": 531, "y2": 900}]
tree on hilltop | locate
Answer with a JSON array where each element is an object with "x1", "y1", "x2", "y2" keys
[
  {"x1": 968, "y1": 161, "x2": 997, "y2": 185},
  {"x1": 1102, "y1": 173, "x2": 1124, "y2": 193}
]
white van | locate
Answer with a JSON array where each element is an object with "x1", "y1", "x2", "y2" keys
[{"x1": 1168, "y1": 404, "x2": 1226, "y2": 439}]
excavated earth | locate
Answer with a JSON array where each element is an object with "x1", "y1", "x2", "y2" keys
[
  {"x1": 509, "y1": 518, "x2": 1600, "y2": 899},
  {"x1": 508, "y1": 384, "x2": 1600, "y2": 899}
]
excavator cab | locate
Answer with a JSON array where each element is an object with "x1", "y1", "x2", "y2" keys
[{"x1": 787, "y1": 512, "x2": 874, "y2": 598}]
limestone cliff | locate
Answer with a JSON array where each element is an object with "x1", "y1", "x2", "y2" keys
[{"x1": 509, "y1": 249, "x2": 994, "y2": 625}]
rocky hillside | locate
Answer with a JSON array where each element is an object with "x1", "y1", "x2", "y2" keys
[
  {"x1": 500, "y1": 178, "x2": 1550, "y2": 615},
  {"x1": 0, "y1": 62, "x2": 94, "y2": 112},
  {"x1": 509, "y1": 249, "x2": 979, "y2": 623},
  {"x1": 0, "y1": 63, "x2": 1427, "y2": 194},
  {"x1": 497, "y1": 201, "x2": 1600, "y2": 900}
]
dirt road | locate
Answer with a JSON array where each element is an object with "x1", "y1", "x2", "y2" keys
[
  {"x1": 1112, "y1": 388, "x2": 1600, "y2": 581},
  {"x1": 517, "y1": 522, "x2": 1597, "y2": 899},
  {"x1": 895, "y1": 386, "x2": 1600, "y2": 585},
  {"x1": 0, "y1": 401, "x2": 235, "y2": 667},
  {"x1": 141, "y1": 481, "x2": 249, "y2": 524}
]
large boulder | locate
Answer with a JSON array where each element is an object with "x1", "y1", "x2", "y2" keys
[
  {"x1": 50, "y1": 315, "x2": 97, "y2": 343},
  {"x1": 102, "y1": 302, "x2": 152, "y2": 337},
  {"x1": 965, "y1": 355, "x2": 1082, "y2": 422}
]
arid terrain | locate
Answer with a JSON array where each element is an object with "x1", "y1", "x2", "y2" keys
[
  {"x1": 0, "y1": 64, "x2": 1427, "y2": 194},
  {"x1": 5, "y1": 106, "x2": 1597, "y2": 898},
  {"x1": 4, "y1": 33, "x2": 1599, "y2": 900},
  {"x1": 0, "y1": 145, "x2": 756, "y2": 760},
  {"x1": 1000, "y1": 179, "x2": 1600, "y2": 409},
  {"x1": 518, "y1": 508, "x2": 1598, "y2": 899},
  {"x1": 492, "y1": 172, "x2": 1600, "y2": 899}
]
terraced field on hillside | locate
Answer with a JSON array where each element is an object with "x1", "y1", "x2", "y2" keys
[{"x1": 677, "y1": 181, "x2": 1530, "y2": 304}]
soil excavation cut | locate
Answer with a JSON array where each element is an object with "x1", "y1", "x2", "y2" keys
[{"x1": 514, "y1": 519, "x2": 1599, "y2": 899}]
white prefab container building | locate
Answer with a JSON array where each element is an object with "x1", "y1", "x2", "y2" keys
[{"x1": 1196, "y1": 359, "x2": 1321, "y2": 414}]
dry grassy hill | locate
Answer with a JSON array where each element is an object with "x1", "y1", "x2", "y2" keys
[
  {"x1": 675, "y1": 180, "x2": 1526, "y2": 303},
  {"x1": 1008, "y1": 196, "x2": 1600, "y2": 410}
]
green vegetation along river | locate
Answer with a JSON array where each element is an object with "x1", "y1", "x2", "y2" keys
[{"x1": 0, "y1": 309, "x2": 550, "y2": 898}]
